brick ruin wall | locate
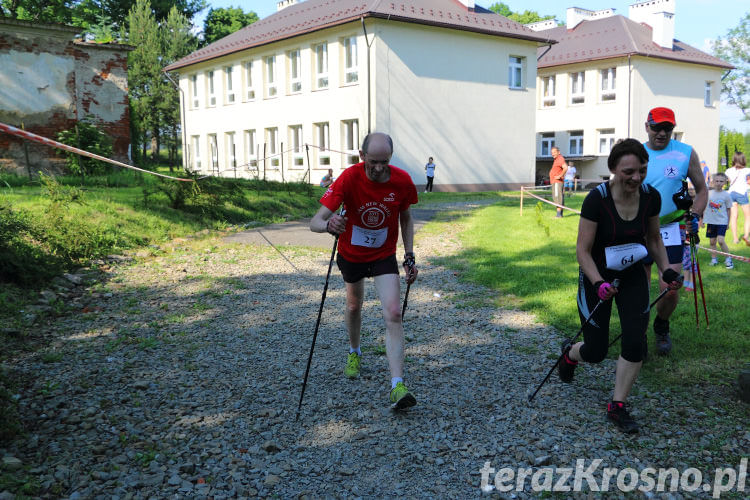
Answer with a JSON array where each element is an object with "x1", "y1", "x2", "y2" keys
[{"x1": 0, "y1": 28, "x2": 130, "y2": 177}]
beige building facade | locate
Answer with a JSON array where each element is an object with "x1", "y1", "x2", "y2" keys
[
  {"x1": 166, "y1": 0, "x2": 554, "y2": 190},
  {"x1": 531, "y1": 1, "x2": 732, "y2": 185}
]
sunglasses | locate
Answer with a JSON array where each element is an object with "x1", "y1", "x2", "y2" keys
[{"x1": 649, "y1": 123, "x2": 675, "y2": 134}]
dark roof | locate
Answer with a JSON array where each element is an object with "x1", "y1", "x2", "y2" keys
[
  {"x1": 537, "y1": 15, "x2": 732, "y2": 70},
  {"x1": 166, "y1": 0, "x2": 557, "y2": 71}
]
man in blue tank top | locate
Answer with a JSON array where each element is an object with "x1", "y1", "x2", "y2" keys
[{"x1": 642, "y1": 107, "x2": 708, "y2": 356}]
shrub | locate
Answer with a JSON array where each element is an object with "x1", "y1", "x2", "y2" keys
[{"x1": 56, "y1": 117, "x2": 113, "y2": 176}]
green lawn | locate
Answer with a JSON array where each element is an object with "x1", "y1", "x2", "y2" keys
[{"x1": 425, "y1": 190, "x2": 750, "y2": 389}]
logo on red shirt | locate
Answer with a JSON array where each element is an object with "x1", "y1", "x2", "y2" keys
[{"x1": 362, "y1": 207, "x2": 386, "y2": 227}]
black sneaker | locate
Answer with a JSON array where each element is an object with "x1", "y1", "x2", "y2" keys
[
  {"x1": 607, "y1": 401, "x2": 639, "y2": 434},
  {"x1": 558, "y1": 340, "x2": 578, "y2": 383},
  {"x1": 653, "y1": 316, "x2": 672, "y2": 355}
]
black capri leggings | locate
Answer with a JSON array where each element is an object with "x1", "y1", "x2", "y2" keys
[{"x1": 577, "y1": 268, "x2": 650, "y2": 363}]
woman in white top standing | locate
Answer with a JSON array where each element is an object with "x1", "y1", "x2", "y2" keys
[{"x1": 725, "y1": 152, "x2": 750, "y2": 245}]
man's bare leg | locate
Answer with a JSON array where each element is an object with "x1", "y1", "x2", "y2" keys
[
  {"x1": 373, "y1": 273, "x2": 404, "y2": 379},
  {"x1": 345, "y1": 280, "x2": 365, "y2": 351}
]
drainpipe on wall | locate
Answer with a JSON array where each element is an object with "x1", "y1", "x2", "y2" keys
[
  {"x1": 627, "y1": 55, "x2": 632, "y2": 136},
  {"x1": 537, "y1": 43, "x2": 553, "y2": 61},
  {"x1": 361, "y1": 17, "x2": 373, "y2": 134},
  {"x1": 165, "y1": 71, "x2": 188, "y2": 172}
]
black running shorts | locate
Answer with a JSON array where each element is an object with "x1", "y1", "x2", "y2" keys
[{"x1": 336, "y1": 254, "x2": 398, "y2": 283}]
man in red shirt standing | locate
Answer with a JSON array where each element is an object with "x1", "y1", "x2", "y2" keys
[
  {"x1": 310, "y1": 132, "x2": 419, "y2": 409},
  {"x1": 550, "y1": 146, "x2": 569, "y2": 218}
]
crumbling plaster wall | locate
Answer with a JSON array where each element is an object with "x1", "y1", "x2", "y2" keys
[{"x1": 0, "y1": 20, "x2": 131, "y2": 176}]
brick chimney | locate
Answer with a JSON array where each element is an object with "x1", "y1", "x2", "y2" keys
[{"x1": 629, "y1": 0, "x2": 675, "y2": 49}]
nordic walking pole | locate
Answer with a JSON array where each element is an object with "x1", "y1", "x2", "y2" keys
[
  {"x1": 401, "y1": 282, "x2": 411, "y2": 320},
  {"x1": 401, "y1": 253, "x2": 416, "y2": 320},
  {"x1": 607, "y1": 275, "x2": 683, "y2": 349},
  {"x1": 528, "y1": 279, "x2": 619, "y2": 402},
  {"x1": 296, "y1": 213, "x2": 343, "y2": 421},
  {"x1": 689, "y1": 236, "x2": 700, "y2": 329},
  {"x1": 690, "y1": 233, "x2": 709, "y2": 327}
]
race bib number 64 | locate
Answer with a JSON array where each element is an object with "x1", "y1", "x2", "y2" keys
[{"x1": 605, "y1": 243, "x2": 648, "y2": 271}]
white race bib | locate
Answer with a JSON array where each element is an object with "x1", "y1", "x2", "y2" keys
[
  {"x1": 659, "y1": 222, "x2": 681, "y2": 247},
  {"x1": 351, "y1": 225, "x2": 388, "y2": 248},
  {"x1": 605, "y1": 243, "x2": 649, "y2": 271}
]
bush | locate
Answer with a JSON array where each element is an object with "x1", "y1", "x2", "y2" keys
[
  {"x1": 0, "y1": 202, "x2": 67, "y2": 285},
  {"x1": 56, "y1": 117, "x2": 113, "y2": 176}
]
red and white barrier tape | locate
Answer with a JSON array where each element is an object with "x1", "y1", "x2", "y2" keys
[
  {"x1": 695, "y1": 245, "x2": 750, "y2": 263},
  {"x1": 0, "y1": 122, "x2": 193, "y2": 182},
  {"x1": 521, "y1": 186, "x2": 582, "y2": 215}
]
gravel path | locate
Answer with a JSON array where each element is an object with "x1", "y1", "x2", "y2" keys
[{"x1": 3, "y1": 202, "x2": 747, "y2": 499}]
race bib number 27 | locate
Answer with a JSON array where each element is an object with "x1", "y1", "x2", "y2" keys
[{"x1": 351, "y1": 225, "x2": 388, "y2": 248}]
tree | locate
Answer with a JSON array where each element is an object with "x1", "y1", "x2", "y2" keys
[
  {"x1": 1, "y1": 0, "x2": 208, "y2": 33},
  {"x1": 161, "y1": 6, "x2": 198, "y2": 169},
  {"x1": 126, "y1": 0, "x2": 162, "y2": 163},
  {"x1": 718, "y1": 127, "x2": 747, "y2": 171},
  {"x1": 202, "y1": 6, "x2": 258, "y2": 45},
  {"x1": 712, "y1": 13, "x2": 750, "y2": 122},
  {"x1": 488, "y1": 2, "x2": 555, "y2": 25}
]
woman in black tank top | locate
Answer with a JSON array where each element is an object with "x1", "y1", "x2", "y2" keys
[{"x1": 559, "y1": 139, "x2": 683, "y2": 434}]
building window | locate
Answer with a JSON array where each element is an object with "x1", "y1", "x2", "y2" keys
[
  {"x1": 342, "y1": 119, "x2": 359, "y2": 165},
  {"x1": 509, "y1": 56, "x2": 524, "y2": 89},
  {"x1": 314, "y1": 42, "x2": 328, "y2": 89},
  {"x1": 208, "y1": 134, "x2": 218, "y2": 171},
  {"x1": 570, "y1": 72, "x2": 585, "y2": 104},
  {"x1": 288, "y1": 49, "x2": 302, "y2": 93},
  {"x1": 225, "y1": 132, "x2": 236, "y2": 169},
  {"x1": 244, "y1": 129, "x2": 257, "y2": 169},
  {"x1": 569, "y1": 131, "x2": 583, "y2": 156},
  {"x1": 265, "y1": 56, "x2": 277, "y2": 98},
  {"x1": 705, "y1": 81, "x2": 713, "y2": 106},
  {"x1": 600, "y1": 68, "x2": 616, "y2": 102},
  {"x1": 542, "y1": 76, "x2": 555, "y2": 107},
  {"x1": 207, "y1": 70, "x2": 216, "y2": 107},
  {"x1": 540, "y1": 133, "x2": 555, "y2": 157},
  {"x1": 190, "y1": 74, "x2": 199, "y2": 109},
  {"x1": 224, "y1": 66, "x2": 235, "y2": 104},
  {"x1": 598, "y1": 129, "x2": 615, "y2": 154},
  {"x1": 314, "y1": 122, "x2": 330, "y2": 166},
  {"x1": 343, "y1": 36, "x2": 358, "y2": 84},
  {"x1": 244, "y1": 61, "x2": 255, "y2": 101},
  {"x1": 191, "y1": 135, "x2": 201, "y2": 170},
  {"x1": 265, "y1": 127, "x2": 279, "y2": 167},
  {"x1": 288, "y1": 125, "x2": 304, "y2": 167}
]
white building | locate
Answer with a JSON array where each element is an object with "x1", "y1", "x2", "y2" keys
[
  {"x1": 530, "y1": 0, "x2": 733, "y2": 184},
  {"x1": 165, "y1": 0, "x2": 556, "y2": 190}
]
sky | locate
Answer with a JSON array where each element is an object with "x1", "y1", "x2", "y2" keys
[{"x1": 196, "y1": 1, "x2": 748, "y2": 132}]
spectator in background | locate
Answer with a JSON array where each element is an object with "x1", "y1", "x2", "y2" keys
[
  {"x1": 725, "y1": 152, "x2": 750, "y2": 245},
  {"x1": 320, "y1": 168, "x2": 334, "y2": 188},
  {"x1": 564, "y1": 162, "x2": 577, "y2": 192},
  {"x1": 424, "y1": 157, "x2": 436, "y2": 193},
  {"x1": 550, "y1": 147, "x2": 568, "y2": 217},
  {"x1": 701, "y1": 173, "x2": 733, "y2": 268}
]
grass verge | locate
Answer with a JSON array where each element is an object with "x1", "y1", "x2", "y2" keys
[{"x1": 427, "y1": 190, "x2": 750, "y2": 390}]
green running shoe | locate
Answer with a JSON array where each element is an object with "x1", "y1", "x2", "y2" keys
[
  {"x1": 344, "y1": 352, "x2": 361, "y2": 378},
  {"x1": 389, "y1": 382, "x2": 416, "y2": 410}
]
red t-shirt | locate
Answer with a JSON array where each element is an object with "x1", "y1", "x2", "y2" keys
[
  {"x1": 549, "y1": 155, "x2": 566, "y2": 184},
  {"x1": 320, "y1": 162, "x2": 418, "y2": 262}
]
